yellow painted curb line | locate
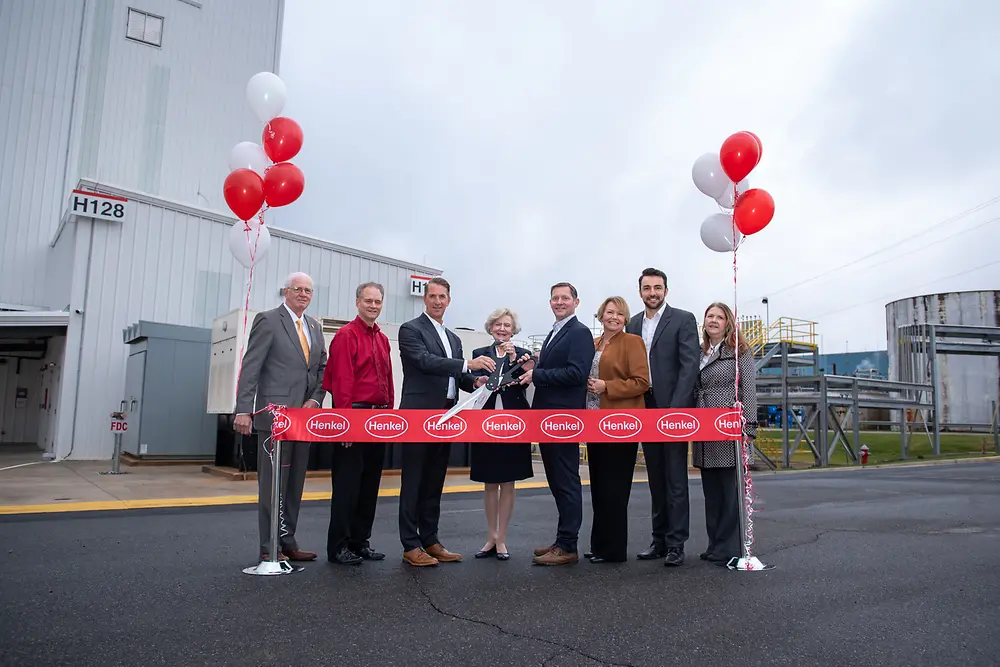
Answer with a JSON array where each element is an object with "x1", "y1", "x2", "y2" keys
[{"x1": 0, "y1": 479, "x2": 581, "y2": 516}]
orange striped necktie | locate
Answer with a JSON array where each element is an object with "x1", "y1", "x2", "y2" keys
[{"x1": 297, "y1": 319, "x2": 310, "y2": 362}]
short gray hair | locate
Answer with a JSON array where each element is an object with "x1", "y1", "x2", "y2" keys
[
  {"x1": 484, "y1": 307, "x2": 521, "y2": 335},
  {"x1": 356, "y1": 281, "x2": 384, "y2": 299},
  {"x1": 284, "y1": 272, "x2": 312, "y2": 288}
]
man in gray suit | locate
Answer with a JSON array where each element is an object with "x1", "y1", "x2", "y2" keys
[
  {"x1": 235, "y1": 272, "x2": 328, "y2": 562},
  {"x1": 626, "y1": 267, "x2": 700, "y2": 566}
]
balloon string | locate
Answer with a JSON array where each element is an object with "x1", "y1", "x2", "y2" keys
[
  {"x1": 234, "y1": 206, "x2": 268, "y2": 404},
  {"x1": 731, "y1": 188, "x2": 758, "y2": 561}
]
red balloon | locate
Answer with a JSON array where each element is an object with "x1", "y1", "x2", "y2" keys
[
  {"x1": 733, "y1": 188, "x2": 774, "y2": 235},
  {"x1": 223, "y1": 168, "x2": 265, "y2": 220},
  {"x1": 262, "y1": 117, "x2": 303, "y2": 163},
  {"x1": 720, "y1": 131, "x2": 761, "y2": 183},
  {"x1": 263, "y1": 162, "x2": 304, "y2": 207}
]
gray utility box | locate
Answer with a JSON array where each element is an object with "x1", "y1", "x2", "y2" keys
[{"x1": 121, "y1": 321, "x2": 216, "y2": 459}]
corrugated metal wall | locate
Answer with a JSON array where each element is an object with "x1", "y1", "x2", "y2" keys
[
  {"x1": 80, "y1": 0, "x2": 281, "y2": 208},
  {"x1": 64, "y1": 189, "x2": 439, "y2": 459},
  {"x1": 886, "y1": 290, "x2": 1000, "y2": 426},
  {"x1": 0, "y1": 0, "x2": 86, "y2": 308},
  {"x1": 0, "y1": 0, "x2": 281, "y2": 309}
]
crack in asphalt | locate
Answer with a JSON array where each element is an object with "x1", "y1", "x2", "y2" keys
[{"x1": 407, "y1": 570, "x2": 636, "y2": 667}]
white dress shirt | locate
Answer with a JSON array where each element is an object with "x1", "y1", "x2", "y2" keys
[
  {"x1": 641, "y1": 307, "x2": 662, "y2": 380},
  {"x1": 284, "y1": 303, "x2": 311, "y2": 347},
  {"x1": 425, "y1": 313, "x2": 467, "y2": 399}
]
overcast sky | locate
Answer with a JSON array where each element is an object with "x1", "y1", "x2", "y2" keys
[{"x1": 271, "y1": 0, "x2": 1000, "y2": 353}]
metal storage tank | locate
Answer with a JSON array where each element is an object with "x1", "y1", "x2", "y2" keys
[{"x1": 886, "y1": 290, "x2": 1000, "y2": 428}]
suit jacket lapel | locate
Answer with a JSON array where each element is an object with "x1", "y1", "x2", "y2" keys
[
  {"x1": 651, "y1": 305, "x2": 674, "y2": 349},
  {"x1": 545, "y1": 316, "x2": 575, "y2": 354},
  {"x1": 419, "y1": 313, "x2": 448, "y2": 357},
  {"x1": 445, "y1": 328, "x2": 461, "y2": 361},
  {"x1": 279, "y1": 307, "x2": 308, "y2": 365}
]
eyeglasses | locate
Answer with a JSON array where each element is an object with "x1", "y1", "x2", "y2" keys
[{"x1": 287, "y1": 286, "x2": 313, "y2": 295}]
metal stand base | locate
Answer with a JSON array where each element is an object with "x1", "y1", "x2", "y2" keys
[
  {"x1": 726, "y1": 555, "x2": 775, "y2": 571},
  {"x1": 242, "y1": 559, "x2": 303, "y2": 576}
]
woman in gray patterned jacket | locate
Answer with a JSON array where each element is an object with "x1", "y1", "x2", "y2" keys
[{"x1": 691, "y1": 301, "x2": 757, "y2": 564}]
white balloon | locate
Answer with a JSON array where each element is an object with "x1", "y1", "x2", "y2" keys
[
  {"x1": 228, "y1": 141, "x2": 269, "y2": 177},
  {"x1": 716, "y1": 177, "x2": 751, "y2": 209},
  {"x1": 229, "y1": 219, "x2": 272, "y2": 269},
  {"x1": 692, "y1": 152, "x2": 730, "y2": 200},
  {"x1": 700, "y1": 212, "x2": 743, "y2": 253},
  {"x1": 245, "y1": 71, "x2": 287, "y2": 124}
]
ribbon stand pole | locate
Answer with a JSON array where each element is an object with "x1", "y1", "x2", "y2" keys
[
  {"x1": 242, "y1": 434, "x2": 299, "y2": 576},
  {"x1": 726, "y1": 182, "x2": 773, "y2": 572}
]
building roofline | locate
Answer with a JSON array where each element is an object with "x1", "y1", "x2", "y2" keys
[
  {"x1": 52, "y1": 179, "x2": 443, "y2": 275},
  {"x1": 885, "y1": 289, "x2": 1000, "y2": 307}
]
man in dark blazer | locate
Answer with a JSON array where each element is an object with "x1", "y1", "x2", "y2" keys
[
  {"x1": 396, "y1": 277, "x2": 496, "y2": 567},
  {"x1": 521, "y1": 282, "x2": 596, "y2": 566},
  {"x1": 627, "y1": 267, "x2": 700, "y2": 566},
  {"x1": 235, "y1": 272, "x2": 328, "y2": 563}
]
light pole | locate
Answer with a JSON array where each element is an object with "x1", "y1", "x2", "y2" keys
[{"x1": 761, "y1": 297, "x2": 769, "y2": 328}]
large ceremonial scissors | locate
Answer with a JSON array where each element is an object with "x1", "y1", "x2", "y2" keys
[{"x1": 436, "y1": 353, "x2": 533, "y2": 426}]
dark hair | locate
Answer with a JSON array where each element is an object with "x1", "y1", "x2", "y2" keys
[
  {"x1": 427, "y1": 276, "x2": 451, "y2": 295},
  {"x1": 355, "y1": 281, "x2": 384, "y2": 299},
  {"x1": 639, "y1": 267, "x2": 668, "y2": 289},
  {"x1": 550, "y1": 282, "x2": 578, "y2": 299}
]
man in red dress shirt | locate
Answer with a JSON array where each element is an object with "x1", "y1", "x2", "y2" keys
[{"x1": 322, "y1": 281, "x2": 394, "y2": 565}]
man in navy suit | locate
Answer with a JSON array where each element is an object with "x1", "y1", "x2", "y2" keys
[{"x1": 520, "y1": 282, "x2": 596, "y2": 565}]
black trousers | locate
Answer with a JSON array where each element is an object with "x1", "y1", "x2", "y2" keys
[
  {"x1": 587, "y1": 441, "x2": 638, "y2": 562},
  {"x1": 539, "y1": 442, "x2": 583, "y2": 553},
  {"x1": 642, "y1": 391, "x2": 690, "y2": 549},
  {"x1": 326, "y1": 439, "x2": 385, "y2": 557},
  {"x1": 701, "y1": 466, "x2": 740, "y2": 558}
]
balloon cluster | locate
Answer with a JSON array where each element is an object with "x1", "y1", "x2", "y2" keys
[
  {"x1": 223, "y1": 71, "x2": 306, "y2": 269},
  {"x1": 692, "y1": 131, "x2": 774, "y2": 253}
]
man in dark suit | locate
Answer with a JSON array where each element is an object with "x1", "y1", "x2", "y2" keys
[
  {"x1": 626, "y1": 267, "x2": 700, "y2": 566},
  {"x1": 396, "y1": 277, "x2": 496, "y2": 567},
  {"x1": 235, "y1": 272, "x2": 328, "y2": 563},
  {"x1": 520, "y1": 282, "x2": 596, "y2": 566}
]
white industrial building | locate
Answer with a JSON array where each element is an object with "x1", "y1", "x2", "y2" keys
[{"x1": 0, "y1": 0, "x2": 461, "y2": 461}]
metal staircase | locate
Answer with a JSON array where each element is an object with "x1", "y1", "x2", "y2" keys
[{"x1": 743, "y1": 317, "x2": 819, "y2": 374}]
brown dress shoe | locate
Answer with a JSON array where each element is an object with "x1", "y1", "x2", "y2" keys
[
  {"x1": 533, "y1": 543, "x2": 556, "y2": 557},
  {"x1": 403, "y1": 548, "x2": 439, "y2": 567},
  {"x1": 424, "y1": 543, "x2": 463, "y2": 562},
  {"x1": 533, "y1": 547, "x2": 579, "y2": 566},
  {"x1": 283, "y1": 548, "x2": 317, "y2": 561}
]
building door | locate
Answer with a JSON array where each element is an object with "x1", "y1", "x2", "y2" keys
[
  {"x1": 36, "y1": 362, "x2": 61, "y2": 454},
  {"x1": 122, "y1": 351, "x2": 146, "y2": 455}
]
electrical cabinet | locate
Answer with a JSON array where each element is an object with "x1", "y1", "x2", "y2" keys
[{"x1": 121, "y1": 321, "x2": 216, "y2": 459}]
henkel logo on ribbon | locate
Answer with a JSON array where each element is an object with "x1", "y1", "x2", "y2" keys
[
  {"x1": 365, "y1": 413, "x2": 409, "y2": 439},
  {"x1": 539, "y1": 413, "x2": 585, "y2": 440},
  {"x1": 715, "y1": 411, "x2": 744, "y2": 438},
  {"x1": 423, "y1": 414, "x2": 468, "y2": 439},
  {"x1": 598, "y1": 412, "x2": 643, "y2": 439},
  {"x1": 271, "y1": 412, "x2": 291, "y2": 438},
  {"x1": 305, "y1": 412, "x2": 350, "y2": 439},
  {"x1": 657, "y1": 412, "x2": 700, "y2": 439},
  {"x1": 482, "y1": 413, "x2": 526, "y2": 439}
]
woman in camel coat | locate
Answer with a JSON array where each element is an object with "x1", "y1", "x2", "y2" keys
[{"x1": 584, "y1": 296, "x2": 650, "y2": 563}]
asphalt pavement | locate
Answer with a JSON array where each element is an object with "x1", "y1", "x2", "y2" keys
[{"x1": 2, "y1": 460, "x2": 998, "y2": 666}]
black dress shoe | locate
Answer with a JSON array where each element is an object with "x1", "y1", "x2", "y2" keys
[
  {"x1": 584, "y1": 551, "x2": 594, "y2": 559},
  {"x1": 664, "y1": 547, "x2": 684, "y2": 567},
  {"x1": 356, "y1": 547, "x2": 385, "y2": 561},
  {"x1": 637, "y1": 543, "x2": 666, "y2": 560},
  {"x1": 328, "y1": 547, "x2": 362, "y2": 565}
]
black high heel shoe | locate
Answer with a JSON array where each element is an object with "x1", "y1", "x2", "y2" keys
[
  {"x1": 496, "y1": 545, "x2": 509, "y2": 561},
  {"x1": 475, "y1": 545, "x2": 498, "y2": 558}
]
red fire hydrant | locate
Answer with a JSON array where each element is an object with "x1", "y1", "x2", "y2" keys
[{"x1": 860, "y1": 444, "x2": 869, "y2": 466}]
